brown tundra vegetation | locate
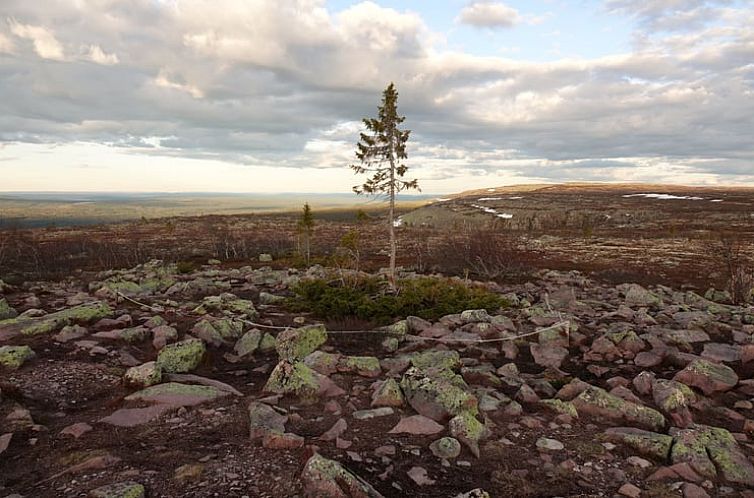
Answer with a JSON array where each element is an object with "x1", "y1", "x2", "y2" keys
[{"x1": 2, "y1": 183, "x2": 754, "y2": 497}]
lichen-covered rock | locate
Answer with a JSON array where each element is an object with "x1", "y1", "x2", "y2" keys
[
  {"x1": 652, "y1": 378, "x2": 696, "y2": 427},
  {"x1": 191, "y1": 318, "x2": 244, "y2": 347},
  {"x1": 430, "y1": 437, "x2": 461, "y2": 459},
  {"x1": 258, "y1": 332, "x2": 277, "y2": 353},
  {"x1": 460, "y1": 309, "x2": 492, "y2": 324},
  {"x1": 156, "y1": 338, "x2": 206, "y2": 373},
  {"x1": 0, "y1": 345, "x2": 35, "y2": 369},
  {"x1": 670, "y1": 424, "x2": 754, "y2": 486},
  {"x1": 152, "y1": 325, "x2": 178, "y2": 350},
  {"x1": 301, "y1": 453, "x2": 384, "y2": 498},
  {"x1": 89, "y1": 481, "x2": 145, "y2": 498},
  {"x1": 125, "y1": 382, "x2": 228, "y2": 406},
  {"x1": 0, "y1": 301, "x2": 112, "y2": 337},
  {"x1": 304, "y1": 351, "x2": 341, "y2": 376},
  {"x1": 248, "y1": 401, "x2": 288, "y2": 439},
  {"x1": 674, "y1": 359, "x2": 738, "y2": 395},
  {"x1": 602, "y1": 427, "x2": 673, "y2": 460},
  {"x1": 539, "y1": 399, "x2": 578, "y2": 418},
  {"x1": 338, "y1": 355, "x2": 381, "y2": 378},
  {"x1": 401, "y1": 367, "x2": 478, "y2": 422},
  {"x1": 193, "y1": 293, "x2": 258, "y2": 319},
  {"x1": 530, "y1": 343, "x2": 569, "y2": 369},
  {"x1": 264, "y1": 360, "x2": 321, "y2": 401},
  {"x1": 0, "y1": 298, "x2": 17, "y2": 320},
  {"x1": 275, "y1": 324, "x2": 327, "y2": 361},
  {"x1": 119, "y1": 326, "x2": 150, "y2": 343},
  {"x1": 449, "y1": 412, "x2": 488, "y2": 458},
  {"x1": 621, "y1": 284, "x2": 662, "y2": 307},
  {"x1": 572, "y1": 386, "x2": 665, "y2": 431},
  {"x1": 124, "y1": 361, "x2": 162, "y2": 387},
  {"x1": 371, "y1": 378, "x2": 405, "y2": 408},
  {"x1": 234, "y1": 329, "x2": 262, "y2": 358},
  {"x1": 410, "y1": 350, "x2": 461, "y2": 372}
]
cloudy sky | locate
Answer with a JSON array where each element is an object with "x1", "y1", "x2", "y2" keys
[{"x1": 1, "y1": 0, "x2": 753, "y2": 193}]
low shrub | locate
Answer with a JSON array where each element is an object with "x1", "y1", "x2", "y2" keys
[
  {"x1": 287, "y1": 275, "x2": 507, "y2": 324},
  {"x1": 176, "y1": 261, "x2": 198, "y2": 274}
]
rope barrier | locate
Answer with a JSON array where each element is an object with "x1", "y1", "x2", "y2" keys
[{"x1": 114, "y1": 290, "x2": 570, "y2": 345}]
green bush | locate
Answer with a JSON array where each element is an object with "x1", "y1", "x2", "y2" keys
[
  {"x1": 287, "y1": 276, "x2": 507, "y2": 324},
  {"x1": 176, "y1": 261, "x2": 198, "y2": 274}
]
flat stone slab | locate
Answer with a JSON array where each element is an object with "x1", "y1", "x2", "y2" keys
[
  {"x1": 388, "y1": 415, "x2": 444, "y2": 435},
  {"x1": 100, "y1": 404, "x2": 175, "y2": 427},
  {"x1": 125, "y1": 382, "x2": 229, "y2": 406}
]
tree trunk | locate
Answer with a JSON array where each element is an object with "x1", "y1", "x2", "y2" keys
[{"x1": 388, "y1": 155, "x2": 396, "y2": 290}]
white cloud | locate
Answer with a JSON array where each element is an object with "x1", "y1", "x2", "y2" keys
[
  {"x1": 153, "y1": 69, "x2": 204, "y2": 98},
  {"x1": 84, "y1": 44, "x2": 119, "y2": 65},
  {"x1": 8, "y1": 19, "x2": 65, "y2": 60},
  {"x1": 0, "y1": 0, "x2": 753, "y2": 191},
  {"x1": 0, "y1": 32, "x2": 15, "y2": 53},
  {"x1": 457, "y1": 1, "x2": 521, "y2": 29}
]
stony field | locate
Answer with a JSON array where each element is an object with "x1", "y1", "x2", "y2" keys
[{"x1": 2, "y1": 257, "x2": 754, "y2": 497}]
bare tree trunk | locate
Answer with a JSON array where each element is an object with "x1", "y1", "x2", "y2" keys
[{"x1": 388, "y1": 155, "x2": 396, "y2": 289}]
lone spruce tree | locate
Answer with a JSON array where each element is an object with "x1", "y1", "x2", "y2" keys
[
  {"x1": 350, "y1": 83, "x2": 418, "y2": 287},
  {"x1": 297, "y1": 202, "x2": 314, "y2": 265}
]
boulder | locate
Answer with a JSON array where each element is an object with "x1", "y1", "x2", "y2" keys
[
  {"x1": 89, "y1": 481, "x2": 145, "y2": 498},
  {"x1": 124, "y1": 361, "x2": 162, "y2": 388},
  {"x1": 400, "y1": 367, "x2": 478, "y2": 422},
  {"x1": 300, "y1": 453, "x2": 383, "y2": 498},
  {"x1": 572, "y1": 386, "x2": 665, "y2": 431},
  {"x1": 156, "y1": 339, "x2": 206, "y2": 373},
  {"x1": 234, "y1": 329, "x2": 263, "y2": 358},
  {"x1": 430, "y1": 437, "x2": 461, "y2": 459},
  {"x1": 449, "y1": 412, "x2": 488, "y2": 457},
  {"x1": 125, "y1": 382, "x2": 229, "y2": 406},
  {"x1": 276, "y1": 324, "x2": 327, "y2": 362},
  {"x1": 670, "y1": 425, "x2": 754, "y2": 486},
  {"x1": 338, "y1": 356, "x2": 381, "y2": 378},
  {"x1": 371, "y1": 379, "x2": 405, "y2": 408},
  {"x1": 0, "y1": 345, "x2": 35, "y2": 369},
  {"x1": 603, "y1": 427, "x2": 673, "y2": 460},
  {"x1": 0, "y1": 298, "x2": 18, "y2": 320},
  {"x1": 674, "y1": 359, "x2": 738, "y2": 395}
]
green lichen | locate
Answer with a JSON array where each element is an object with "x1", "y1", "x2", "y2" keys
[
  {"x1": 0, "y1": 298, "x2": 18, "y2": 320},
  {"x1": 234, "y1": 329, "x2": 262, "y2": 357},
  {"x1": 574, "y1": 386, "x2": 665, "y2": 431},
  {"x1": 264, "y1": 360, "x2": 320, "y2": 401},
  {"x1": 411, "y1": 350, "x2": 461, "y2": 372},
  {"x1": 540, "y1": 399, "x2": 578, "y2": 418},
  {"x1": 156, "y1": 338, "x2": 205, "y2": 373},
  {"x1": 125, "y1": 382, "x2": 222, "y2": 401},
  {"x1": 449, "y1": 412, "x2": 488, "y2": 457},
  {"x1": 0, "y1": 345, "x2": 35, "y2": 369},
  {"x1": 275, "y1": 324, "x2": 327, "y2": 361},
  {"x1": 401, "y1": 367, "x2": 478, "y2": 419},
  {"x1": 20, "y1": 302, "x2": 112, "y2": 336},
  {"x1": 89, "y1": 481, "x2": 145, "y2": 498},
  {"x1": 258, "y1": 332, "x2": 276, "y2": 352},
  {"x1": 340, "y1": 355, "x2": 381, "y2": 377},
  {"x1": 119, "y1": 326, "x2": 150, "y2": 343}
]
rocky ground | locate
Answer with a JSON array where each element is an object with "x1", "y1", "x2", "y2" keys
[{"x1": 2, "y1": 260, "x2": 754, "y2": 497}]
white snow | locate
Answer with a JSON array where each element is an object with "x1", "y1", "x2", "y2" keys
[
  {"x1": 508, "y1": 196, "x2": 523, "y2": 200},
  {"x1": 393, "y1": 217, "x2": 403, "y2": 227},
  {"x1": 468, "y1": 203, "x2": 513, "y2": 219},
  {"x1": 487, "y1": 188, "x2": 496, "y2": 192},
  {"x1": 477, "y1": 197, "x2": 502, "y2": 201},
  {"x1": 622, "y1": 193, "x2": 704, "y2": 201},
  {"x1": 710, "y1": 199, "x2": 723, "y2": 203},
  {"x1": 435, "y1": 198, "x2": 451, "y2": 202}
]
